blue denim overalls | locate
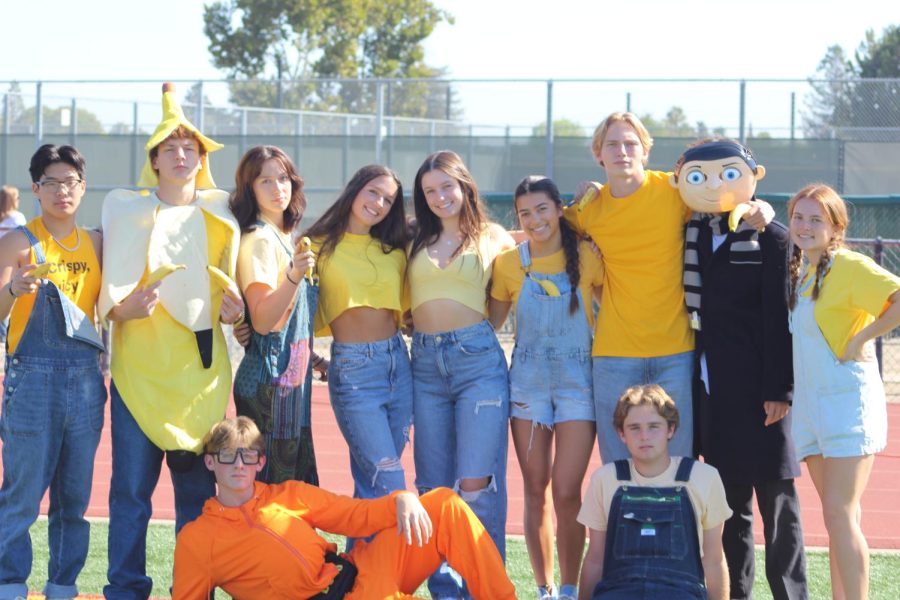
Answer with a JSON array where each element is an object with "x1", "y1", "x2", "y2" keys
[
  {"x1": 592, "y1": 458, "x2": 707, "y2": 600},
  {"x1": 509, "y1": 242, "x2": 593, "y2": 430},
  {"x1": 234, "y1": 221, "x2": 320, "y2": 485},
  {"x1": 0, "y1": 226, "x2": 105, "y2": 600}
]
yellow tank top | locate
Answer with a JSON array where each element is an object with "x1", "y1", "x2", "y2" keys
[
  {"x1": 408, "y1": 229, "x2": 496, "y2": 315},
  {"x1": 8, "y1": 218, "x2": 101, "y2": 354},
  {"x1": 314, "y1": 233, "x2": 407, "y2": 336}
]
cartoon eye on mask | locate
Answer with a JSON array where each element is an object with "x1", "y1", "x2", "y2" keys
[
  {"x1": 722, "y1": 167, "x2": 742, "y2": 181},
  {"x1": 686, "y1": 170, "x2": 706, "y2": 185}
]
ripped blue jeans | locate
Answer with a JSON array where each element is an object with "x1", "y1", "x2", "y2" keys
[
  {"x1": 328, "y1": 332, "x2": 413, "y2": 499},
  {"x1": 412, "y1": 321, "x2": 510, "y2": 561}
]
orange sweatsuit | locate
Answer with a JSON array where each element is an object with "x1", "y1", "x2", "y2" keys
[{"x1": 173, "y1": 483, "x2": 515, "y2": 599}]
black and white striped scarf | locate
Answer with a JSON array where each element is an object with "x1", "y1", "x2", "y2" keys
[{"x1": 683, "y1": 211, "x2": 761, "y2": 331}]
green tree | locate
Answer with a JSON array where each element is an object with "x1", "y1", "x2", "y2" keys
[
  {"x1": 803, "y1": 25, "x2": 900, "y2": 139},
  {"x1": 638, "y1": 107, "x2": 700, "y2": 137},
  {"x1": 17, "y1": 106, "x2": 104, "y2": 134},
  {"x1": 1, "y1": 82, "x2": 26, "y2": 132},
  {"x1": 532, "y1": 118, "x2": 586, "y2": 137},
  {"x1": 203, "y1": 0, "x2": 454, "y2": 118}
]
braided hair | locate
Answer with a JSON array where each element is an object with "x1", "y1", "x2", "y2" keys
[
  {"x1": 514, "y1": 176, "x2": 581, "y2": 314},
  {"x1": 787, "y1": 184, "x2": 848, "y2": 310}
]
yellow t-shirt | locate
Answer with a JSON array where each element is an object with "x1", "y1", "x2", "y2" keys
[
  {"x1": 565, "y1": 171, "x2": 693, "y2": 357},
  {"x1": 8, "y1": 218, "x2": 101, "y2": 354},
  {"x1": 313, "y1": 233, "x2": 407, "y2": 336},
  {"x1": 490, "y1": 241, "x2": 604, "y2": 329},
  {"x1": 577, "y1": 457, "x2": 732, "y2": 557},
  {"x1": 237, "y1": 218, "x2": 293, "y2": 292},
  {"x1": 803, "y1": 247, "x2": 900, "y2": 358},
  {"x1": 111, "y1": 209, "x2": 233, "y2": 452}
]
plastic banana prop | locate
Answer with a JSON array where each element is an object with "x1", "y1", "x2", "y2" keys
[
  {"x1": 728, "y1": 203, "x2": 752, "y2": 232},
  {"x1": 29, "y1": 262, "x2": 53, "y2": 279},
  {"x1": 207, "y1": 265, "x2": 237, "y2": 292},
  {"x1": 298, "y1": 236, "x2": 314, "y2": 282},
  {"x1": 534, "y1": 279, "x2": 561, "y2": 297},
  {"x1": 145, "y1": 263, "x2": 186, "y2": 286}
]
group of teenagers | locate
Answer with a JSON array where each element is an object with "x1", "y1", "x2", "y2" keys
[{"x1": 0, "y1": 83, "x2": 897, "y2": 600}]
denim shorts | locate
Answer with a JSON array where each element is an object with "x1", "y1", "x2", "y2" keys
[
  {"x1": 792, "y1": 358, "x2": 887, "y2": 459},
  {"x1": 509, "y1": 348, "x2": 593, "y2": 425}
]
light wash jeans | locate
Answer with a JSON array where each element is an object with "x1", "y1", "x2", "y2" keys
[
  {"x1": 412, "y1": 320, "x2": 510, "y2": 598},
  {"x1": 592, "y1": 351, "x2": 694, "y2": 463},
  {"x1": 328, "y1": 331, "x2": 413, "y2": 499}
]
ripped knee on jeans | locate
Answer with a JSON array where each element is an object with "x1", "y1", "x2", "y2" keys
[
  {"x1": 370, "y1": 456, "x2": 403, "y2": 488},
  {"x1": 455, "y1": 475, "x2": 497, "y2": 502}
]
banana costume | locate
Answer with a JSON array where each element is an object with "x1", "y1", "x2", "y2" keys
[{"x1": 100, "y1": 84, "x2": 240, "y2": 452}]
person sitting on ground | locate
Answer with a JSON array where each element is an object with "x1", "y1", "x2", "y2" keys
[
  {"x1": 172, "y1": 416, "x2": 517, "y2": 600},
  {"x1": 577, "y1": 384, "x2": 731, "y2": 600}
]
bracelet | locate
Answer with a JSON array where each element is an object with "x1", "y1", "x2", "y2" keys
[
  {"x1": 7, "y1": 283, "x2": 16, "y2": 298},
  {"x1": 311, "y1": 353, "x2": 325, "y2": 368},
  {"x1": 285, "y1": 269, "x2": 299, "y2": 286},
  {"x1": 233, "y1": 310, "x2": 246, "y2": 326}
]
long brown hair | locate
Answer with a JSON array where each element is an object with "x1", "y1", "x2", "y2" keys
[
  {"x1": 303, "y1": 164, "x2": 407, "y2": 260},
  {"x1": 230, "y1": 146, "x2": 305, "y2": 234},
  {"x1": 410, "y1": 150, "x2": 490, "y2": 260},
  {"x1": 787, "y1": 183, "x2": 848, "y2": 309},
  {"x1": 514, "y1": 175, "x2": 581, "y2": 315}
]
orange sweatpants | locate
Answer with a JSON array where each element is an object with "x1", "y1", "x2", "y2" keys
[{"x1": 346, "y1": 487, "x2": 516, "y2": 599}]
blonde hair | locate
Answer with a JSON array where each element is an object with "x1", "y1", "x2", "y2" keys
[
  {"x1": 203, "y1": 416, "x2": 264, "y2": 454},
  {"x1": 786, "y1": 183, "x2": 848, "y2": 310},
  {"x1": 591, "y1": 112, "x2": 654, "y2": 162},
  {"x1": 613, "y1": 384, "x2": 679, "y2": 433},
  {"x1": 0, "y1": 186, "x2": 20, "y2": 217}
]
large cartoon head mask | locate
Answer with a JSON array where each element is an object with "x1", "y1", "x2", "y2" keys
[{"x1": 669, "y1": 139, "x2": 766, "y2": 221}]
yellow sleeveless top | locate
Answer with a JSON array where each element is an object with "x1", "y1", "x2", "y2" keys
[
  {"x1": 408, "y1": 229, "x2": 497, "y2": 315},
  {"x1": 313, "y1": 233, "x2": 407, "y2": 336},
  {"x1": 8, "y1": 218, "x2": 101, "y2": 354}
]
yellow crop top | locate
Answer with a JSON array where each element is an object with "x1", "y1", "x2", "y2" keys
[
  {"x1": 313, "y1": 233, "x2": 407, "y2": 336},
  {"x1": 8, "y1": 218, "x2": 101, "y2": 354},
  {"x1": 408, "y1": 229, "x2": 498, "y2": 315}
]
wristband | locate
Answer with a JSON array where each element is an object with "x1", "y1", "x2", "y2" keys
[
  {"x1": 233, "y1": 310, "x2": 246, "y2": 326},
  {"x1": 8, "y1": 283, "x2": 16, "y2": 298},
  {"x1": 285, "y1": 269, "x2": 299, "y2": 286}
]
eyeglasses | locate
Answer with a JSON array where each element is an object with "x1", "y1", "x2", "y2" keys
[
  {"x1": 38, "y1": 178, "x2": 83, "y2": 193},
  {"x1": 209, "y1": 448, "x2": 261, "y2": 465}
]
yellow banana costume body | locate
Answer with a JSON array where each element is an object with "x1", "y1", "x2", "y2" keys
[{"x1": 99, "y1": 85, "x2": 240, "y2": 453}]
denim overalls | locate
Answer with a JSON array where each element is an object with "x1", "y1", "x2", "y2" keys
[
  {"x1": 234, "y1": 222, "x2": 320, "y2": 485},
  {"x1": 0, "y1": 227, "x2": 105, "y2": 600},
  {"x1": 509, "y1": 242, "x2": 593, "y2": 430},
  {"x1": 790, "y1": 292, "x2": 887, "y2": 459},
  {"x1": 592, "y1": 458, "x2": 707, "y2": 600}
]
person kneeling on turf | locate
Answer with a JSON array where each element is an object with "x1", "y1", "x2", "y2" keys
[
  {"x1": 172, "y1": 417, "x2": 516, "y2": 600},
  {"x1": 577, "y1": 385, "x2": 732, "y2": 600}
]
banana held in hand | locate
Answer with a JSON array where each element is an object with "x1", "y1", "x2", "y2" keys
[
  {"x1": 30, "y1": 262, "x2": 53, "y2": 279},
  {"x1": 299, "y1": 236, "x2": 314, "y2": 282},
  {"x1": 145, "y1": 263, "x2": 186, "y2": 286},
  {"x1": 728, "y1": 203, "x2": 752, "y2": 232},
  {"x1": 207, "y1": 265, "x2": 237, "y2": 291}
]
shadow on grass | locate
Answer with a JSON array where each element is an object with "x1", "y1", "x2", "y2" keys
[{"x1": 23, "y1": 520, "x2": 900, "y2": 599}]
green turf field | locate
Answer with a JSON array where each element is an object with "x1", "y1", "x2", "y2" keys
[{"x1": 23, "y1": 519, "x2": 900, "y2": 599}]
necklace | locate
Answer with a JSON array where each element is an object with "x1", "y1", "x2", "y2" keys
[{"x1": 51, "y1": 227, "x2": 81, "y2": 253}]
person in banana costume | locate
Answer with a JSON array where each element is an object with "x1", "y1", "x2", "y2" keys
[
  {"x1": 99, "y1": 83, "x2": 243, "y2": 599},
  {"x1": 672, "y1": 139, "x2": 808, "y2": 600}
]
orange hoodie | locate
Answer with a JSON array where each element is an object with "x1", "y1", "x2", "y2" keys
[{"x1": 173, "y1": 480, "x2": 401, "y2": 599}]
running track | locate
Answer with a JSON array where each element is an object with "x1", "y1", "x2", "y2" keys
[{"x1": 4, "y1": 384, "x2": 900, "y2": 549}]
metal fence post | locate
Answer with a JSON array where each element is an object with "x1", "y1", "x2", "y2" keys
[
  {"x1": 790, "y1": 92, "x2": 796, "y2": 141},
  {"x1": 374, "y1": 81, "x2": 384, "y2": 164},
  {"x1": 738, "y1": 80, "x2": 746, "y2": 143},
  {"x1": 1, "y1": 93, "x2": 8, "y2": 185},
  {"x1": 70, "y1": 98, "x2": 77, "y2": 145},
  {"x1": 35, "y1": 81, "x2": 43, "y2": 147},
  {"x1": 875, "y1": 236, "x2": 884, "y2": 376},
  {"x1": 196, "y1": 80, "x2": 205, "y2": 133},
  {"x1": 239, "y1": 109, "x2": 247, "y2": 158},
  {"x1": 626, "y1": 92, "x2": 631, "y2": 112},
  {"x1": 342, "y1": 116, "x2": 350, "y2": 185},
  {"x1": 545, "y1": 80, "x2": 554, "y2": 179},
  {"x1": 294, "y1": 112, "x2": 303, "y2": 165},
  {"x1": 130, "y1": 102, "x2": 139, "y2": 185}
]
